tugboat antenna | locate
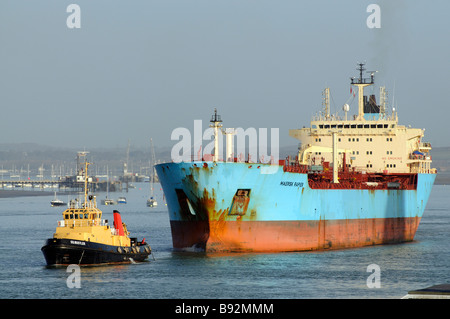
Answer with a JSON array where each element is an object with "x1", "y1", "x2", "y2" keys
[{"x1": 84, "y1": 161, "x2": 91, "y2": 207}]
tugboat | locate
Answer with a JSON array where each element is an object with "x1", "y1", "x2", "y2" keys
[{"x1": 41, "y1": 161, "x2": 151, "y2": 266}]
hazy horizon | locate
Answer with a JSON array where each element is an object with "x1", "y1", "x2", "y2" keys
[{"x1": 1, "y1": 1, "x2": 449, "y2": 151}]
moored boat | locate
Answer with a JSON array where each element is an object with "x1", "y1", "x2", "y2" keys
[
  {"x1": 147, "y1": 197, "x2": 157, "y2": 207},
  {"x1": 51, "y1": 192, "x2": 66, "y2": 207},
  {"x1": 101, "y1": 198, "x2": 116, "y2": 205},
  {"x1": 147, "y1": 138, "x2": 158, "y2": 208}
]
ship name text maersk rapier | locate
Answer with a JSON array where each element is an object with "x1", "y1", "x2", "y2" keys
[{"x1": 156, "y1": 63, "x2": 436, "y2": 253}]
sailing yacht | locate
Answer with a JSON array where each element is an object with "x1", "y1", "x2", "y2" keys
[
  {"x1": 101, "y1": 166, "x2": 116, "y2": 205},
  {"x1": 147, "y1": 138, "x2": 158, "y2": 207}
]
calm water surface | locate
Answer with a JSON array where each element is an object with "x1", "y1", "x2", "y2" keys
[{"x1": 1, "y1": 183, "x2": 449, "y2": 299}]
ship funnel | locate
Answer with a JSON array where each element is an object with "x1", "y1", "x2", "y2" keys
[{"x1": 113, "y1": 210, "x2": 125, "y2": 236}]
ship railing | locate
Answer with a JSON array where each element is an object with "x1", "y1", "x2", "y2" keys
[
  {"x1": 419, "y1": 142, "x2": 432, "y2": 149},
  {"x1": 283, "y1": 162, "x2": 309, "y2": 173},
  {"x1": 57, "y1": 219, "x2": 109, "y2": 228},
  {"x1": 408, "y1": 153, "x2": 432, "y2": 161},
  {"x1": 184, "y1": 154, "x2": 282, "y2": 164}
]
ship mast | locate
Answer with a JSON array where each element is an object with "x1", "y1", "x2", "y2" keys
[
  {"x1": 210, "y1": 108, "x2": 223, "y2": 162},
  {"x1": 351, "y1": 63, "x2": 374, "y2": 121}
]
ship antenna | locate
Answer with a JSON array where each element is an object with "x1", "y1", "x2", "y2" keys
[
  {"x1": 351, "y1": 62, "x2": 374, "y2": 120},
  {"x1": 210, "y1": 108, "x2": 222, "y2": 123},
  {"x1": 358, "y1": 63, "x2": 365, "y2": 83}
]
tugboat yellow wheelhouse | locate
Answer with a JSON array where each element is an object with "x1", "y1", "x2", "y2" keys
[{"x1": 41, "y1": 162, "x2": 151, "y2": 266}]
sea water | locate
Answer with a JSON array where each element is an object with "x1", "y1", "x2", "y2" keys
[{"x1": 0, "y1": 183, "x2": 449, "y2": 299}]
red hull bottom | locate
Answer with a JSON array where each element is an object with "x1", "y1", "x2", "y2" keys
[{"x1": 170, "y1": 217, "x2": 421, "y2": 252}]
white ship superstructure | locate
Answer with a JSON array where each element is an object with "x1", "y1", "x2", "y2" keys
[{"x1": 289, "y1": 63, "x2": 433, "y2": 176}]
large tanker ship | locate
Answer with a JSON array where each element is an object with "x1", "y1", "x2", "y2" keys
[{"x1": 156, "y1": 64, "x2": 436, "y2": 253}]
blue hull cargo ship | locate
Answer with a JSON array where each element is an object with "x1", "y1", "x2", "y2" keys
[{"x1": 156, "y1": 64, "x2": 436, "y2": 252}]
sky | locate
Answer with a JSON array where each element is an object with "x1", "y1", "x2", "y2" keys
[{"x1": 0, "y1": 0, "x2": 449, "y2": 151}]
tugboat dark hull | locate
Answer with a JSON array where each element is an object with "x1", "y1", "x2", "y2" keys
[{"x1": 41, "y1": 238, "x2": 151, "y2": 266}]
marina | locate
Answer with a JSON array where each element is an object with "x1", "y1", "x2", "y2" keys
[{"x1": 0, "y1": 150, "x2": 150, "y2": 193}]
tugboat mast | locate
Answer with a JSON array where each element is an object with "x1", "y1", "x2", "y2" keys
[{"x1": 83, "y1": 161, "x2": 91, "y2": 208}]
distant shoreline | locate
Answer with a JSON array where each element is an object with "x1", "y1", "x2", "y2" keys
[
  {"x1": 0, "y1": 176, "x2": 447, "y2": 199},
  {"x1": 0, "y1": 190, "x2": 54, "y2": 198}
]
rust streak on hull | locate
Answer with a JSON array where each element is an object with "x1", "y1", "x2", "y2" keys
[{"x1": 170, "y1": 217, "x2": 421, "y2": 253}]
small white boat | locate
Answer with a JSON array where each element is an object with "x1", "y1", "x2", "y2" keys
[
  {"x1": 101, "y1": 198, "x2": 116, "y2": 206},
  {"x1": 147, "y1": 138, "x2": 158, "y2": 208},
  {"x1": 51, "y1": 192, "x2": 67, "y2": 207},
  {"x1": 147, "y1": 197, "x2": 157, "y2": 207}
]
